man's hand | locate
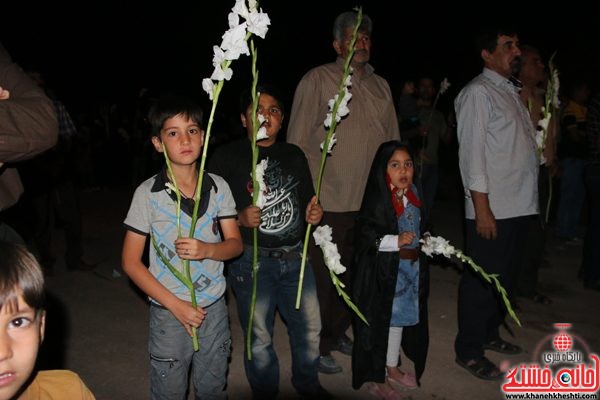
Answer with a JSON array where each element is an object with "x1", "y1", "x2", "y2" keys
[{"x1": 471, "y1": 191, "x2": 497, "y2": 240}]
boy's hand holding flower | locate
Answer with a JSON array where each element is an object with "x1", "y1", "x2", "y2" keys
[
  {"x1": 238, "y1": 205, "x2": 262, "y2": 228},
  {"x1": 169, "y1": 298, "x2": 207, "y2": 337},
  {"x1": 305, "y1": 195, "x2": 323, "y2": 225},
  {"x1": 174, "y1": 237, "x2": 212, "y2": 260}
]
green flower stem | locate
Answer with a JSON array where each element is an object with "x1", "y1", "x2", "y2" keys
[
  {"x1": 454, "y1": 250, "x2": 521, "y2": 327},
  {"x1": 329, "y1": 268, "x2": 369, "y2": 325},
  {"x1": 247, "y1": 39, "x2": 261, "y2": 361},
  {"x1": 295, "y1": 7, "x2": 363, "y2": 309},
  {"x1": 151, "y1": 28, "x2": 254, "y2": 353},
  {"x1": 160, "y1": 147, "x2": 199, "y2": 350},
  {"x1": 542, "y1": 53, "x2": 557, "y2": 224},
  {"x1": 162, "y1": 148, "x2": 182, "y2": 238}
]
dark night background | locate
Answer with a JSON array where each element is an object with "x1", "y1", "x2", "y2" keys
[{"x1": 2, "y1": 1, "x2": 599, "y2": 125}]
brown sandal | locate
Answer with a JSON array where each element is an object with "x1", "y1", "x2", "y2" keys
[{"x1": 456, "y1": 357, "x2": 504, "y2": 381}]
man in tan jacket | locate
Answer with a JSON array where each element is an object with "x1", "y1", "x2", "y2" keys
[{"x1": 0, "y1": 42, "x2": 58, "y2": 242}]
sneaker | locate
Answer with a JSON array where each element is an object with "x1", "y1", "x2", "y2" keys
[
  {"x1": 331, "y1": 334, "x2": 353, "y2": 356},
  {"x1": 318, "y1": 355, "x2": 342, "y2": 374}
]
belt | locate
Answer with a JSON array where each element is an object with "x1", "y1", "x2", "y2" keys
[
  {"x1": 399, "y1": 247, "x2": 419, "y2": 261},
  {"x1": 246, "y1": 245, "x2": 302, "y2": 260}
]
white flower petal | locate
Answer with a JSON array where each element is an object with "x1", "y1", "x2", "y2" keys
[
  {"x1": 247, "y1": 10, "x2": 270, "y2": 39},
  {"x1": 256, "y1": 126, "x2": 268, "y2": 140},
  {"x1": 202, "y1": 78, "x2": 215, "y2": 100},
  {"x1": 440, "y1": 78, "x2": 451, "y2": 94}
]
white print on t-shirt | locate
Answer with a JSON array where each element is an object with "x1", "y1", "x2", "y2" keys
[{"x1": 259, "y1": 159, "x2": 299, "y2": 235}]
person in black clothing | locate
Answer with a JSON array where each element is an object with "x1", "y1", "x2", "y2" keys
[{"x1": 208, "y1": 84, "x2": 330, "y2": 399}]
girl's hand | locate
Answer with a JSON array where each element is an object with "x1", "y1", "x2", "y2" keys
[
  {"x1": 238, "y1": 205, "x2": 261, "y2": 228},
  {"x1": 175, "y1": 238, "x2": 211, "y2": 260},
  {"x1": 398, "y1": 231, "x2": 416, "y2": 248},
  {"x1": 305, "y1": 195, "x2": 323, "y2": 225},
  {"x1": 169, "y1": 298, "x2": 207, "y2": 336}
]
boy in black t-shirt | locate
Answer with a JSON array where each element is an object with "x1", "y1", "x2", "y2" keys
[{"x1": 209, "y1": 85, "x2": 330, "y2": 399}]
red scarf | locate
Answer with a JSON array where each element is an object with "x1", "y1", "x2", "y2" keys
[{"x1": 386, "y1": 173, "x2": 421, "y2": 217}]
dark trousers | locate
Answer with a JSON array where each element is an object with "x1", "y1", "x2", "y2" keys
[
  {"x1": 517, "y1": 166, "x2": 551, "y2": 297},
  {"x1": 310, "y1": 211, "x2": 357, "y2": 355},
  {"x1": 582, "y1": 164, "x2": 600, "y2": 283},
  {"x1": 455, "y1": 216, "x2": 529, "y2": 361},
  {"x1": 32, "y1": 180, "x2": 83, "y2": 269}
]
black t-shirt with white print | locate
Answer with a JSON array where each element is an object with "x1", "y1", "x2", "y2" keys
[{"x1": 208, "y1": 138, "x2": 314, "y2": 248}]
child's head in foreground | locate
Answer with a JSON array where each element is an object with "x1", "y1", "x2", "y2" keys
[
  {"x1": 0, "y1": 241, "x2": 46, "y2": 400},
  {"x1": 147, "y1": 95, "x2": 205, "y2": 166}
]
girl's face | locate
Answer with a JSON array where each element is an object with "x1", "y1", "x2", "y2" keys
[{"x1": 387, "y1": 149, "x2": 414, "y2": 191}]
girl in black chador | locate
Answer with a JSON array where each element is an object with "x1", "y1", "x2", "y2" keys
[{"x1": 352, "y1": 141, "x2": 429, "y2": 399}]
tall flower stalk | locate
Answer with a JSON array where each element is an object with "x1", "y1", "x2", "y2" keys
[
  {"x1": 313, "y1": 226, "x2": 368, "y2": 324},
  {"x1": 151, "y1": 0, "x2": 269, "y2": 352},
  {"x1": 535, "y1": 53, "x2": 560, "y2": 223},
  {"x1": 245, "y1": 39, "x2": 270, "y2": 360},
  {"x1": 295, "y1": 7, "x2": 362, "y2": 310},
  {"x1": 420, "y1": 235, "x2": 521, "y2": 326}
]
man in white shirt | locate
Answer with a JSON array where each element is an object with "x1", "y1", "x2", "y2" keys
[{"x1": 454, "y1": 27, "x2": 538, "y2": 381}]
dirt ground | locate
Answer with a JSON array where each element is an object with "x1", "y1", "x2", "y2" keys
[{"x1": 38, "y1": 180, "x2": 599, "y2": 400}]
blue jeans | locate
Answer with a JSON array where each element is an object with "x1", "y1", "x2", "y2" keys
[
  {"x1": 557, "y1": 158, "x2": 586, "y2": 238},
  {"x1": 149, "y1": 297, "x2": 230, "y2": 400},
  {"x1": 229, "y1": 246, "x2": 321, "y2": 398}
]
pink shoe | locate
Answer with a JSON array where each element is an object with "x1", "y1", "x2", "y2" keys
[
  {"x1": 387, "y1": 371, "x2": 417, "y2": 391},
  {"x1": 365, "y1": 382, "x2": 403, "y2": 400}
]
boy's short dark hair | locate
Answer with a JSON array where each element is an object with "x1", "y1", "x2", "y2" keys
[
  {"x1": 147, "y1": 94, "x2": 204, "y2": 138},
  {"x1": 0, "y1": 241, "x2": 45, "y2": 313},
  {"x1": 239, "y1": 83, "x2": 285, "y2": 116}
]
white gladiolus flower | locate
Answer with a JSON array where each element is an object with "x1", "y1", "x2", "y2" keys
[
  {"x1": 320, "y1": 133, "x2": 337, "y2": 154},
  {"x1": 313, "y1": 225, "x2": 346, "y2": 274},
  {"x1": 210, "y1": 64, "x2": 233, "y2": 81},
  {"x1": 420, "y1": 235, "x2": 455, "y2": 258},
  {"x1": 202, "y1": 78, "x2": 215, "y2": 100},
  {"x1": 313, "y1": 225, "x2": 333, "y2": 246},
  {"x1": 538, "y1": 115, "x2": 551, "y2": 131},
  {"x1": 253, "y1": 158, "x2": 269, "y2": 209},
  {"x1": 203, "y1": 1, "x2": 270, "y2": 102},
  {"x1": 247, "y1": 10, "x2": 270, "y2": 38},
  {"x1": 221, "y1": 23, "x2": 250, "y2": 60},
  {"x1": 440, "y1": 78, "x2": 451, "y2": 94},
  {"x1": 256, "y1": 126, "x2": 268, "y2": 140},
  {"x1": 232, "y1": 0, "x2": 249, "y2": 19}
]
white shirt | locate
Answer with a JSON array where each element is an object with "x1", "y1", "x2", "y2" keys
[{"x1": 455, "y1": 68, "x2": 539, "y2": 219}]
